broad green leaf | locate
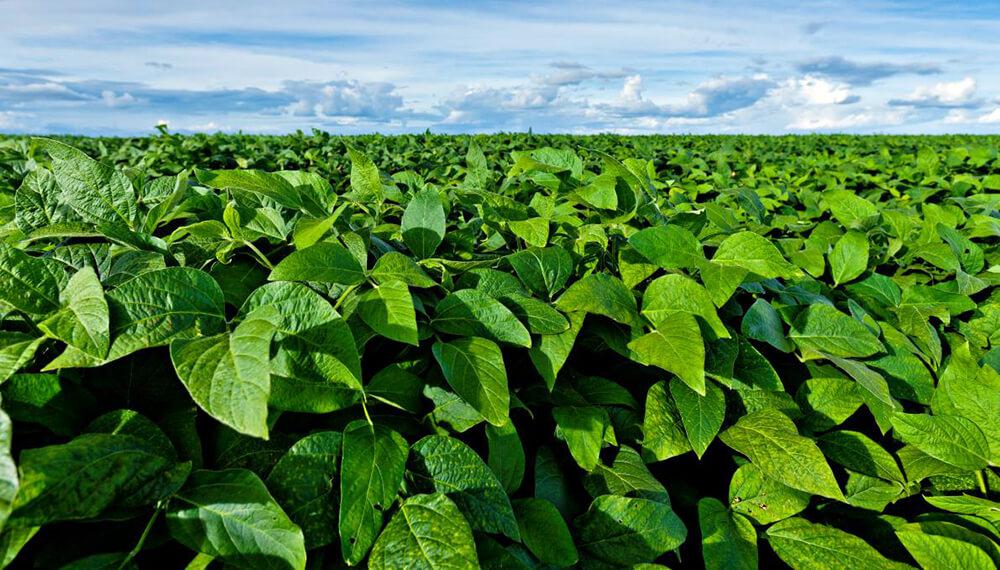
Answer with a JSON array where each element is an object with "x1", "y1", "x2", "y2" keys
[
  {"x1": 535, "y1": 447, "x2": 571, "y2": 518},
  {"x1": 0, "y1": 411, "x2": 16, "y2": 533},
  {"x1": 409, "y1": 435, "x2": 520, "y2": 540},
  {"x1": 576, "y1": 495, "x2": 687, "y2": 566},
  {"x1": 628, "y1": 225, "x2": 705, "y2": 270},
  {"x1": 339, "y1": 421, "x2": 409, "y2": 565},
  {"x1": 711, "y1": 231, "x2": 800, "y2": 278},
  {"x1": 401, "y1": 189, "x2": 446, "y2": 259},
  {"x1": 433, "y1": 289, "x2": 531, "y2": 347},
  {"x1": 767, "y1": 518, "x2": 909, "y2": 570},
  {"x1": 553, "y1": 406, "x2": 609, "y2": 471},
  {"x1": 642, "y1": 381, "x2": 692, "y2": 461},
  {"x1": 465, "y1": 141, "x2": 492, "y2": 190},
  {"x1": 628, "y1": 314, "x2": 706, "y2": 394},
  {"x1": 11, "y1": 433, "x2": 174, "y2": 525},
  {"x1": 347, "y1": 146, "x2": 383, "y2": 203},
  {"x1": 642, "y1": 274, "x2": 729, "y2": 339},
  {"x1": 824, "y1": 190, "x2": 880, "y2": 229},
  {"x1": 529, "y1": 311, "x2": 584, "y2": 391},
  {"x1": 38, "y1": 267, "x2": 108, "y2": 358},
  {"x1": 729, "y1": 462, "x2": 810, "y2": 525},
  {"x1": 268, "y1": 241, "x2": 365, "y2": 286},
  {"x1": 555, "y1": 273, "x2": 639, "y2": 327},
  {"x1": 789, "y1": 304, "x2": 884, "y2": 358},
  {"x1": 508, "y1": 217, "x2": 549, "y2": 248},
  {"x1": 266, "y1": 431, "x2": 341, "y2": 549},
  {"x1": 741, "y1": 298, "x2": 794, "y2": 352},
  {"x1": 830, "y1": 230, "x2": 869, "y2": 286},
  {"x1": 170, "y1": 306, "x2": 280, "y2": 439},
  {"x1": 896, "y1": 526, "x2": 994, "y2": 570},
  {"x1": 196, "y1": 168, "x2": 302, "y2": 211},
  {"x1": 432, "y1": 337, "x2": 509, "y2": 427},
  {"x1": 242, "y1": 282, "x2": 362, "y2": 412},
  {"x1": 670, "y1": 378, "x2": 725, "y2": 458},
  {"x1": 167, "y1": 468, "x2": 306, "y2": 570},
  {"x1": 500, "y1": 294, "x2": 568, "y2": 334},
  {"x1": 507, "y1": 246, "x2": 573, "y2": 299},
  {"x1": 106, "y1": 267, "x2": 226, "y2": 362},
  {"x1": 890, "y1": 413, "x2": 989, "y2": 471},
  {"x1": 0, "y1": 333, "x2": 44, "y2": 383},
  {"x1": 933, "y1": 345, "x2": 1000, "y2": 463},
  {"x1": 817, "y1": 430, "x2": 905, "y2": 483},
  {"x1": 719, "y1": 409, "x2": 844, "y2": 500},
  {"x1": 369, "y1": 493, "x2": 479, "y2": 570},
  {"x1": 486, "y1": 422, "x2": 525, "y2": 493},
  {"x1": 358, "y1": 280, "x2": 418, "y2": 345},
  {"x1": 35, "y1": 138, "x2": 137, "y2": 228},
  {"x1": 514, "y1": 498, "x2": 578, "y2": 567},
  {"x1": 0, "y1": 244, "x2": 64, "y2": 315},
  {"x1": 14, "y1": 168, "x2": 66, "y2": 234},
  {"x1": 370, "y1": 252, "x2": 436, "y2": 288},
  {"x1": 698, "y1": 498, "x2": 757, "y2": 570}
]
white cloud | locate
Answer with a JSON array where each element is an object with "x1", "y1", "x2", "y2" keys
[
  {"x1": 101, "y1": 90, "x2": 138, "y2": 107},
  {"x1": 942, "y1": 107, "x2": 1000, "y2": 124},
  {"x1": 282, "y1": 79, "x2": 407, "y2": 119},
  {"x1": 889, "y1": 77, "x2": 980, "y2": 108},
  {"x1": 979, "y1": 108, "x2": 1000, "y2": 124},
  {"x1": 786, "y1": 108, "x2": 907, "y2": 130}
]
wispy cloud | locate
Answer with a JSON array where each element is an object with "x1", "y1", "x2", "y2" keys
[{"x1": 795, "y1": 56, "x2": 941, "y2": 86}]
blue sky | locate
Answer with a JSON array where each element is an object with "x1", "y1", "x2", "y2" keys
[{"x1": 2, "y1": 0, "x2": 1000, "y2": 135}]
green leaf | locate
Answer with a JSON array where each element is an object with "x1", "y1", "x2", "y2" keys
[
  {"x1": 369, "y1": 493, "x2": 479, "y2": 570},
  {"x1": 729, "y1": 462, "x2": 810, "y2": 525},
  {"x1": 242, "y1": 282, "x2": 362, "y2": 412},
  {"x1": 628, "y1": 225, "x2": 705, "y2": 270},
  {"x1": 890, "y1": 413, "x2": 989, "y2": 471},
  {"x1": 529, "y1": 311, "x2": 584, "y2": 391},
  {"x1": 0, "y1": 411, "x2": 17, "y2": 533},
  {"x1": 347, "y1": 146, "x2": 384, "y2": 204},
  {"x1": 170, "y1": 306, "x2": 280, "y2": 439},
  {"x1": 711, "y1": 231, "x2": 800, "y2": 278},
  {"x1": 642, "y1": 274, "x2": 729, "y2": 339},
  {"x1": 817, "y1": 430, "x2": 905, "y2": 482},
  {"x1": 767, "y1": 518, "x2": 909, "y2": 570},
  {"x1": 339, "y1": 421, "x2": 409, "y2": 566},
  {"x1": 508, "y1": 217, "x2": 549, "y2": 248},
  {"x1": 432, "y1": 289, "x2": 531, "y2": 347},
  {"x1": 514, "y1": 498, "x2": 578, "y2": 567},
  {"x1": 266, "y1": 431, "x2": 341, "y2": 549},
  {"x1": 553, "y1": 406, "x2": 609, "y2": 471},
  {"x1": 370, "y1": 252, "x2": 436, "y2": 288},
  {"x1": 500, "y1": 294, "x2": 569, "y2": 335},
  {"x1": 196, "y1": 168, "x2": 302, "y2": 211},
  {"x1": 789, "y1": 304, "x2": 885, "y2": 358},
  {"x1": 0, "y1": 243, "x2": 64, "y2": 315},
  {"x1": 628, "y1": 314, "x2": 706, "y2": 394},
  {"x1": 741, "y1": 298, "x2": 794, "y2": 352},
  {"x1": 167, "y1": 468, "x2": 306, "y2": 570},
  {"x1": 401, "y1": 189, "x2": 446, "y2": 259},
  {"x1": 719, "y1": 409, "x2": 845, "y2": 500},
  {"x1": 555, "y1": 273, "x2": 639, "y2": 327},
  {"x1": 830, "y1": 230, "x2": 869, "y2": 286},
  {"x1": 698, "y1": 498, "x2": 757, "y2": 570},
  {"x1": 11, "y1": 433, "x2": 173, "y2": 525},
  {"x1": 106, "y1": 267, "x2": 226, "y2": 362},
  {"x1": 486, "y1": 422, "x2": 525, "y2": 493},
  {"x1": 0, "y1": 333, "x2": 44, "y2": 383},
  {"x1": 896, "y1": 526, "x2": 994, "y2": 570},
  {"x1": 35, "y1": 138, "x2": 137, "y2": 228},
  {"x1": 268, "y1": 241, "x2": 365, "y2": 286},
  {"x1": 576, "y1": 495, "x2": 687, "y2": 566},
  {"x1": 409, "y1": 435, "x2": 520, "y2": 540},
  {"x1": 507, "y1": 246, "x2": 573, "y2": 299},
  {"x1": 824, "y1": 190, "x2": 880, "y2": 229},
  {"x1": 432, "y1": 337, "x2": 509, "y2": 427},
  {"x1": 642, "y1": 380, "x2": 692, "y2": 461},
  {"x1": 670, "y1": 378, "x2": 725, "y2": 458},
  {"x1": 358, "y1": 280, "x2": 418, "y2": 345}
]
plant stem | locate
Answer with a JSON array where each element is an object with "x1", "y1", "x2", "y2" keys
[
  {"x1": 119, "y1": 502, "x2": 164, "y2": 569},
  {"x1": 333, "y1": 283, "x2": 360, "y2": 311},
  {"x1": 977, "y1": 470, "x2": 988, "y2": 496},
  {"x1": 243, "y1": 240, "x2": 274, "y2": 270}
]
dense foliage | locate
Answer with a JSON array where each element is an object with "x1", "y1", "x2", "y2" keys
[{"x1": 0, "y1": 133, "x2": 997, "y2": 568}]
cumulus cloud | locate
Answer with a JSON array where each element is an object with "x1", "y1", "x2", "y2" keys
[
  {"x1": 281, "y1": 79, "x2": 408, "y2": 120},
  {"x1": 786, "y1": 108, "x2": 907, "y2": 130},
  {"x1": 601, "y1": 74, "x2": 776, "y2": 119},
  {"x1": 796, "y1": 56, "x2": 941, "y2": 86},
  {"x1": 943, "y1": 107, "x2": 1000, "y2": 124},
  {"x1": 888, "y1": 77, "x2": 982, "y2": 108}
]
